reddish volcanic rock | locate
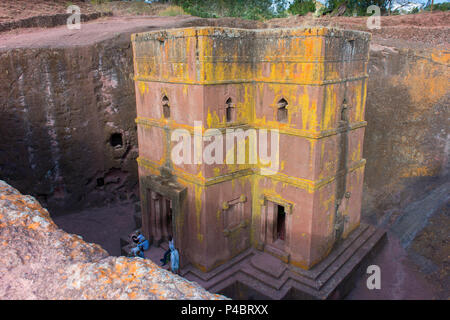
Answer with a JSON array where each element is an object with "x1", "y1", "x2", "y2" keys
[{"x1": 0, "y1": 180, "x2": 226, "y2": 300}]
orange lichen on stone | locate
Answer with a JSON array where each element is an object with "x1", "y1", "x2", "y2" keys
[
  {"x1": 133, "y1": 26, "x2": 370, "y2": 271},
  {"x1": 400, "y1": 166, "x2": 440, "y2": 178},
  {"x1": 391, "y1": 50, "x2": 449, "y2": 112},
  {"x1": 0, "y1": 180, "x2": 228, "y2": 300}
]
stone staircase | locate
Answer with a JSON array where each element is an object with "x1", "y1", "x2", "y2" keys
[
  {"x1": 182, "y1": 223, "x2": 386, "y2": 299},
  {"x1": 120, "y1": 204, "x2": 386, "y2": 299},
  {"x1": 119, "y1": 203, "x2": 171, "y2": 259}
]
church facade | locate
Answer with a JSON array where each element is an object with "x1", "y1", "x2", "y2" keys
[{"x1": 132, "y1": 27, "x2": 382, "y2": 298}]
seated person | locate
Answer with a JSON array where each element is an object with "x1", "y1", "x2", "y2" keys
[
  {"x1": 130, "y1": 232, "x2": 149, "y2": 256},
  {"x1": 134, "y1": 247, "x2": 145, "y2": 258},
  {"x1": 132, "y1": 232, "x2": 146, "y2": 245}
]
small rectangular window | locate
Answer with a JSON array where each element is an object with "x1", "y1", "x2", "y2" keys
[
  {"x1": 277, "y1": 98, "x2": 288, "y2": 123},
  {"x1": 226, "y1": 106, "x2": 233, "y2": 122},
  {"x1": 163, "y1": 105, "x2": 170, "y2": 118}
]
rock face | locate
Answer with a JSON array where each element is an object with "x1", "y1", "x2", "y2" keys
[
  {"x1": 362, "y1": 46, "x2": 449, "y2": 218},
  {"x1": 0, "y1": 39, "x2": 139, "y2": 214},
  {"x1": 0, "y1": 12, "x2": 113, "y2": 33},
  {"x1": 0, "y1": 180, "x2": 225, "y2": 300}
]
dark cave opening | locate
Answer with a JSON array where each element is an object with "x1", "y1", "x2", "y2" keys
[
  {"x1": 96, "y1": 177, "x2": 104, "y2": 187},
  {"x1": 110, "y1": 133, "x2": 123, "y2": 148}
]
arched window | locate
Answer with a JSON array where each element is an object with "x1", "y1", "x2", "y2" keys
[
  {"x1": 225, "y1": 97, "x2": 234, "y2": 123},
  {"x1": 340, "y1": 99, "x2": 348, "y2": 122},
  {"x1": 277, "y1": 98, "x2": 288, "y2": 123},
  {"x1": 162, "y1": 95, "x2": 170, "y2": 118}
]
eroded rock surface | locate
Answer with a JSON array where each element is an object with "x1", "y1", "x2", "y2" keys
[{"x1": 0, "y1": 180, "x2": 226, "y2": 300}]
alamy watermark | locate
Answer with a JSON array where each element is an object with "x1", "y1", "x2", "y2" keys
[
  {"x1": 170, "y1": 121, "x2": 280, "y2": 175},
  {"x1": 366, "y1": 265, "x2": 381, "y2": 290},
  {"x1": 67, "y1": 5, "x2": 81, "y2": 30},
  {"x1": 367, "y1": 5, "x2": 381, "y2": 30}
]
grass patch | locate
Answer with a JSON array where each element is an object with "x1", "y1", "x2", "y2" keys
[
  {"x1": 158, "y1": 5, "x2": 187, "y2": 17},
  {"x1": 90, "y1": 0, "x2": 111, "y2": 5}
]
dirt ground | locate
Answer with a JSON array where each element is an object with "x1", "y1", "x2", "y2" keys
[
  {"x1": 0, "y1": 0, "x2": 100, "y2": 23},
  {"x1": 0, "y1": 0, "x2": 170, "y2": 24},
  {"x1": 1, "y1": 1, "x2": 448, "y2": 50},
  {"x1": 53, "y1": 203, "x2": 136, "y2": 257},
  {"x1": 346, "y1": 233, "x2": 440, "y2": 300},
  {"x1": 409, "y1": 204, "x2": 450, "y2": 299},
  {"x1": 267, "y1": 11, "x2": 450, "y2": 49},
  {"x1": 0, "y1": 15, "x2": 201, "y2": 50}
]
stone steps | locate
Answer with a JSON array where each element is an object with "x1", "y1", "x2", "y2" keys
[
  {"x1": 210, "y1": 272, "x2": 288, "y2": 300},
  {"x1": 317, "y1": 226, "x2": 387, "y2": 299},
  {"x1": 182, "y1": 223, "x2": 386, "y2": 299},
  {"x1": 119, "y1": 207, "x2": 386, "y2": 299},
  {"x1": 181, "y1": 248, "x2": 254, "y2": 282},
  {"x1": 240, "y1": 262, "x2": 291, "y2": 291},
  {"x1": 235, "y1": 225, "x2": 373, "y2": 292},
  {"x1": 289, "y1": 224, "x2": 368, "y2": 281},
  {"x1": 314, "y1": 224, "x2": 375, "y2": 290},
  {"x1": 245, "y1": 224, "x2": 385, "y2": 298},
  {"x1": 121, "y1": 243, "x2": 134, "y2": 257},
  {"x1": 182, "y1": 249, "x2": 255, "y2": 290}
]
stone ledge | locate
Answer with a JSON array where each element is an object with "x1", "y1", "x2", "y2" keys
[
  {"x1": 0, "y1": 12, "x2": 113, "y2": 33},
  {"x1": 0, "y1": 180, "x2": 226, "y2": 300}
]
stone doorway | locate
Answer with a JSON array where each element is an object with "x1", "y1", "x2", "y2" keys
[
  {"x1": 146, "y1": 190, "x2": 174, "y2": 245},
  {"x1": 259, "y1": 197, "x2": 292, "y2": 263},
  {"x1": 276, "y1": 204, "x2": 286, "y2": 242},
  {"x1": 139, "y1": 174, "x2": 186, "y2": 248}
]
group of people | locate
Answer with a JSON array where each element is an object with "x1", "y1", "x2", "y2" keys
[
  {"x1": 129, "y1": 232, "x2": 179, "y2": 274},
  {"x1": 130, "y1": 232, "x2": 149, "y2": 258}
]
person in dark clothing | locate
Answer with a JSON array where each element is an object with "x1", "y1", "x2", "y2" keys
[{"x1": 160, "y1": 235, "x2": 174, "y2": 266}]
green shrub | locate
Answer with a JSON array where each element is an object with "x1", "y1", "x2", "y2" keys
[
  {"x1": 90, "y1": 0, "x2": 111, "y2": 5},
  {"x1": 288, "y1": 0, "x2": 316, "y2": 15},
  {"x1": 325, "y1": 0, "x2": 388, "y2": 16},
  {"x1": 172, "y1": 0, "x2": 288, "y2": 20},
  {"x1": 424, "y1": 2, "x2": 450, "y2": 11}
]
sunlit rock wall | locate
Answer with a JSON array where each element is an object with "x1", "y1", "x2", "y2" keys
[{"x1": 363, "y1": 47, "x2": 449, "y2": 218}]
